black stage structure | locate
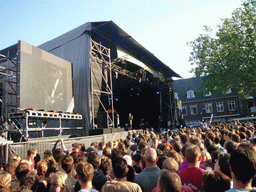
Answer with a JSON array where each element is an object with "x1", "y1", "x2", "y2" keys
[{"x1": 0, "y1": 21, "x2": 181, "y2": 138}]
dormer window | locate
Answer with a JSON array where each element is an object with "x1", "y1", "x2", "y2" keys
[
  {"x1": 204, "y1": 92, "x2": 212, "y2": 97},
  {"x1": 187, "y1": 90, "x2": 195, "y2": 99},
  {"x1": 226, "y1": 88, "x2": 232, "y2": 94},
  {"x1": 174, "y1": 92, "x2": 179, "y2": 100}
]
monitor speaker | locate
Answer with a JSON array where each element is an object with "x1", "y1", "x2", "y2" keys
[{"x1": 97, "y1": 112, "x2": 107, "y2": 128}]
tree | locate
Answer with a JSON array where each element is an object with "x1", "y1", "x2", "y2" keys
[{"x1": 188, "y1": 0, "x2": 256, "y2": 98}]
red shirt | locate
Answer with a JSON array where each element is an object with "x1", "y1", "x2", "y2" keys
[
  {"x1": 163, "y1": 142, "x2": 172, "y2": 149},
  {"x1": 178, "y1": 167, "x2": 204, "y2": 192},
  {"x1": 152, "y1": 185, "x2": 193, "y2": 192}
]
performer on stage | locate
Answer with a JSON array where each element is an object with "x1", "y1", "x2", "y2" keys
[
  {"x1": 140, "y1": 118, "x2": 145, "y2": 130},
  {"x1": 129, "y1": 113, "x2": 133, "y2": 130}
]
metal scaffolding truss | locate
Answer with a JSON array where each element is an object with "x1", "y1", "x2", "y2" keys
[
  {"x1": 90, "y1": 40, "x2": 115, "y2": 129},
  {"x1": 0, "y1": 52, "x2": 18, "y2": 122},
  {"x1": 0, "y1": 45, "x2": 83, "y2": 140},
  {"x1": 111, "y1": 57, "x2": 147, "y2": 82}
]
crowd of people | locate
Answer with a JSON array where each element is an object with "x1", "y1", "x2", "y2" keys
[{"x1": 1, "y1": 120, "x2": 256, "y2": 192}]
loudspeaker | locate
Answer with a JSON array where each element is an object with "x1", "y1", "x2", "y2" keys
[{"x1": 97, "y1": 112, "x2": 107, "y2": 128}]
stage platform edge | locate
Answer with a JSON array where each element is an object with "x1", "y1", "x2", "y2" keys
[{"x1": 89, "y1": 128, "x2": 125, "y2": 136}]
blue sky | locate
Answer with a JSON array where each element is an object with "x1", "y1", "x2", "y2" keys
[{"x1": 1, "y1": 0, "x2": 243, "y2": 78}]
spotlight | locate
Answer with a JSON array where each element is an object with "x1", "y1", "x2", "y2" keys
[{"x1": 156, "y1": 91, "x2": 160, "y2": 94}]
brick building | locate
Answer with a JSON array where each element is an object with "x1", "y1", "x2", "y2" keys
[{"x1": 172, "y1": 77, "x2": 242, "y2": 126}]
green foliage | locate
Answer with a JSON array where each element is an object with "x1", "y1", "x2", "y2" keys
[{"x1": 188, "y1": 0, "x2": 256, "y2": 98}]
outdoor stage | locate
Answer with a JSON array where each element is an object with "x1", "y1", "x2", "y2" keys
[{"x1": 0, "y1": 21, "x2": 180, "y2": 140}]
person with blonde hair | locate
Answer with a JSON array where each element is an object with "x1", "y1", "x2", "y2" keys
[
  {"x1": 4, "y1": 158, "x2": 20, "y2": 180},
  {"x1": 36, "y1": 161, "x2": 48, "y2": 181},
  {"x1": 102, "y1": 181, "x2": 129, "y2": 192},
  {"x1": 0, "y1": 171, "x2": 12, "y2": 192},
  {"x1": 50, "y1": 171, "x2": 68, "y2": 192}
]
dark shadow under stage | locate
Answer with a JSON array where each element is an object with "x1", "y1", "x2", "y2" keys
[{"x1": 89, "y1": 128, "x2": 125, "y2": 136}]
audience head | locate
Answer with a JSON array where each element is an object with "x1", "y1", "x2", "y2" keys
[
  {"x1": 229, "y1": 144, "x2": 256, "y2": 184},
  {"x1": 50, "y1": 171, "x2": 68, "y2": 192},
  {"x1": 102, "y1": 181, "x2": 129, "y2": 192},
  {"x1": 27, "y1": 148, "x2": 37, "y2": 158},
  {"x1": 76, "y1": 162, "x2": 94, "y2": 183},
  {"x1": 216, "y1": 153, "x2": 231, "y2": 178},
  {"x1": 99, "y1": 142, "x2": 105, "y2": 150},
  {"x1": 19, "y1": 172, "x2": 38, "y2": 192},
  {"x1": 231, "y1": 133, "x2": 240, "y2": 143},
  {"x1": 99, "y1": 157, "x2": 112, "y2": 176},
  {"x1": 162, "y1": 157, "x2": 179, "y2": 173},
  {"x1": 61, "y1": 155, "x2": 74, "y2": 174},
  {"x1": 15, "y1": 162, "x2": 30, "y2": 181},
  {"x1": 202, "y1": 171, "x2": 230, "y2": 192},
  {"x1": 112, "y1": 158, "x2": 128, "y2": 179},
  {"x1": 145, "y1": 147, "x2": 158, "y2": 163},
  {"x1": 43, "y1": 150, "x2": 53, "y2": 158},
  {"x1": 0, "y1": 171, "x2": 11, "y2": 192},
  {"x1": 156, "y1": 169, "x2": 182, "y2": 192},
  {"x1": 157, "y1": 154, "x2": 168, "y2": 170},
  {"x1": 36, "y1": 160, "x2": 48, "y2": 176},
  {"x1": 87, "y1": 151, "x2": 101, "y2": 170},
  {"x1": 103, "y1": 147, "x2": 112, "y2": 158},
  {"x1": 185, "y1": 145, "x2": 201, "y2": 164},
  {"x1": 4, "y1": 159, "x2": 19, "y2": 179},
  {"x1": 224, "y1": 140, "x2": 238, "y2": 154},
  {"x1": 138, "y1": 141, "x2": 148, "y2": 151}
]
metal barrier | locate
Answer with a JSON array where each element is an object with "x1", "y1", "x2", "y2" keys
[
  {"x1": 0, "y1": 144, "x2": 8, "y2": 167},
  {"x1": 1, "y1": 130, "x2": 140, "y2": 167}
]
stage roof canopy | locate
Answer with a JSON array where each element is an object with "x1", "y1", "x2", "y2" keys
[{"x1": 39, "y1": 21, "x2": 181, "y2": 78}]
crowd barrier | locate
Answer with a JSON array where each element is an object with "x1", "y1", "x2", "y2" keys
[{"x1": 0, "y1": 129, "x2": 140, "y2": 167}]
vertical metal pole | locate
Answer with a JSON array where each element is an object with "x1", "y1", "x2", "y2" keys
[
  {"x1": 59, "y1": 115, "x2": 62, "y2": 135},
  {"x1": 25, "y1": 113, "x2": 28, "y2": 139},
  {"x1": 5, "y1": 51, "x2": 10, "y2": 120},
  {"x1": 109, "y1": 50, "x2": 115, "y2": 128},
  {"x1": 90, "y1": 40, "x2": 95, "y2": 129},
  {"x1": 5, "y1": 143, "x2": 9, "y2": 166},
  {"x1": 159, "y1": 91, "x2": 162, "y2": 114}
]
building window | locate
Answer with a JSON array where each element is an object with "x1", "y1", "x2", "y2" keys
[
  {"x1": 187, "y1": 90, "x2": 195, "y2": 99},
  {"x1": 226, "y1": 88, "x2": 232, "y2": 94},
  {"x1": 204, "y1": 92, "x2": 212, "y2": 97},
  {"x1": 216, "y1": 102, "x2": 224, "y2": 112},
  {"x1": 190, "y1": 105, "x2": 197, "y2": 115},
  {"x1": 174, "y1": 92, "x2": 179, "y2": 100},
  {"x1": 248, "y1": 101, "x2": 254, "y2": 109},
  {"x1": 246, "y1": 96, "x2": 254, "y2": 109},
  {"x1": 182, "y1": 106, "x2": 187, "y2": 116},
  {"x1": 205, "y1": 103, "x2": 213, "y2": 113},
  {"x1": 228, "y1": 100, "x2": 236, "y2": 111}
]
